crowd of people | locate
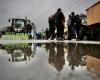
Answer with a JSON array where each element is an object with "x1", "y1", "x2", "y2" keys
[
  {"x1": 48, "y1": 8, "x2": 65, "y2": 40},
  {"x1": 67, "y1": 12, "x2": 81, "y2": 40},
  {"x1": 47, "y1": 8, "x2": 88, "y2": 40},
  {"x1": 36, "y1": 8, "x2": 89, "y2": 40}
]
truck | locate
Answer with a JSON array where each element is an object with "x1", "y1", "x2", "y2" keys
[{"x1": 86, "y1": 1, "x2": 100, "y2": 40}]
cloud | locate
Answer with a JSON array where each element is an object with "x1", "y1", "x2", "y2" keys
[{"x1": 0, "y1": 0, "x2": 99, "y2": 32}]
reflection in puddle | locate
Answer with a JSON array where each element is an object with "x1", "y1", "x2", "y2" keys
[
  {"x1": 0, "y1": 43, "x2": 36, "y2": 62},
  {"x1": 48, "y1": 43, "x2": 65, "y2": 71},
  {"x1": 0, "y1": 42, "x2": 100, "y2": 80}
]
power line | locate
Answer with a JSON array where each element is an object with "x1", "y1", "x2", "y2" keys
[
  {"x1": 64, "y1": 0, "x2": 77, "y2": 13},
  {"x1": 64, "y1": 0, "x2": 99, "y2": 16},
  {"x1": 65, "y1": 0, "x2": 86, "y2": 14},
  {"x1": 76, "y1": 0, "x2": 100, "y2": 12}
]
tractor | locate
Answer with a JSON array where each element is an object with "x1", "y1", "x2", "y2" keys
[{"x1": 1, "y1": 18, "x2": 36, "y2": 39}]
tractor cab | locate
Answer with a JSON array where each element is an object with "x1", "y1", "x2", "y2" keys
[{"x1": 9, "y1": 18, "x2": 27, "y2": 32}]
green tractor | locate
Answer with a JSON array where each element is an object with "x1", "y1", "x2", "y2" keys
[{"x1": 1, "y1": 18, "x2": 36, "y2": 39}]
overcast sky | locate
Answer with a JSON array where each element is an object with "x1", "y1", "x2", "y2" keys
[{"x1": 0, "y1": 0, "x2": 99, "y2": 32}]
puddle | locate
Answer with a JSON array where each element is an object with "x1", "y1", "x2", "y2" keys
[{"x1": 0, "y1": 42, "x2": 100, "y2": 80}]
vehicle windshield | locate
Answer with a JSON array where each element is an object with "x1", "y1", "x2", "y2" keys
[{"x1": 15, "y1": 19, "x2": 25, "y2": 28}]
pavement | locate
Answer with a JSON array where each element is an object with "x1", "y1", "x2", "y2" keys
[{"x1": 0, "y1": 39, "x2": 100, "y2": 44}]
